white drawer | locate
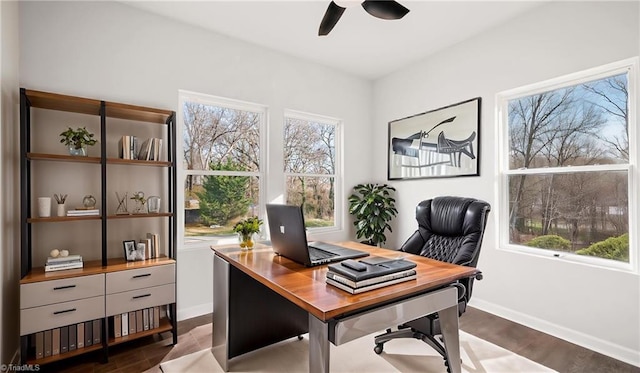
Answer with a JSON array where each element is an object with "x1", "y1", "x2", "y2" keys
[
  {"x1": 106, "y1": 264, "x2": 175, "y2": 294},
  {"x1": 20, "y1": 295, "x2": 105, "y2": 336},
  {"x1": 21, "y1": 274, "x2": 105, "y2": 309},
  {"x1": 105, "y1": 283, "x2": 175, "y2": 316}
]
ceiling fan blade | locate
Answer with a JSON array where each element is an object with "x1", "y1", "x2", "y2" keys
[
  {"x1": 318, "y1": 1, "x2": 346, "y2": 36},
  {"x1": 361, "y1": 0, "x2": 409, "y2": 20}
]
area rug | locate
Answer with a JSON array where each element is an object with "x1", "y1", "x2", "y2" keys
[{"x1": 160, "y1": 329, "x2": 556, "y2": 372}]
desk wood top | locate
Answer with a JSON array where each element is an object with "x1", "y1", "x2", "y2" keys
[{"x1": 212, "y1": 241, "x2": 478, "y2": 321}]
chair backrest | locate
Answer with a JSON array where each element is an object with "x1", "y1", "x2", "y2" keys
[{"x1": 400, "y1": 196, "x2": 491, "y2": 303}]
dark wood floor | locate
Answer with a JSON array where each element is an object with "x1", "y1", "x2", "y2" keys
[
  {"x1": 40, "y1": 307, "x2": 639, "y2": 372},
  {"x1": 459, "y1": 308, "x2": 639, "y2": 373}
]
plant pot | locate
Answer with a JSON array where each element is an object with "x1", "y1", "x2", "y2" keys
[
  {"x1": 68, "y1": 145, "x2": 87, "y2": 157},
  {"x1": 238, "y1": 232, "x2": 255, "y2": 251}
]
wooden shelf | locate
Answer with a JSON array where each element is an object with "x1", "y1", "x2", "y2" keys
[
  {"x1": 27, "y1": 153, "x2": 101, "y2": 164},
  {"x1": 108, "y1": 318, "x2": 173, "y2": 346},
  {"x1": 104, "y1": 256, "x2": 175, "y2": 273},
  {"x1": 105, "y1": 101, "x2": 173, "y2": 124},
  {"x1": 24, "y1": 89, "x2": 101, "y2": 116},
  {"x1": 107, "y1": 158, "x2": 171, "y2": 167},
  {"x1": 26, "y1": 343, "x2": 103, "y2": 366},
  {"x1": 21, "y1": 257, "x2": 176, "y2": 284},
  {"x1": 20, "y1": 259, "x2": 105, "y2": 284},
  {"x1": 108, "y1": 212, "x2": 172, "y2": 219},
  {"x1": 28, "y1": 215, "x2": 101, "y2": 223}
]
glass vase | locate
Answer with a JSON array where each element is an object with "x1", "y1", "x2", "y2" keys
[
  {"x1": 238, "y1": 232, "x2": 255, "y2": 251},
  {"x1": 68, "y1": 145, "x2": 87, "y2": 157}
]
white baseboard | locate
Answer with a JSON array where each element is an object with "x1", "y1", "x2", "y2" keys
[
  {"x1": 470, "y1": 299, "x2": 640, "y2": 368},
  {"x1": 177, "y1": 302, "x2": 213, "y2": 321}
]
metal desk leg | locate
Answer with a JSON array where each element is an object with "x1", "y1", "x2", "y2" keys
[
  {"x1": 308, "y1": 314, "x2": 330, "y2": 373},
  {"x1": 212, "y1": 255, "x2": 230, "y2": 371},
  {"x1": 439, "y1": 304, "x2": 461, "y2": 373}
]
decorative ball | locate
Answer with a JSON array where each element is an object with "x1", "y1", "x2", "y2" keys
[
  {"x1": 50, "y1": 249, "x2": 60, "y2": 258},
  {"x1": 60, "y1": 250, "x2": 69, "y2": 257}
]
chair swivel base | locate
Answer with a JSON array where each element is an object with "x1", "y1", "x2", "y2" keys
[{"x1": 373, "y1": 327, "x2": 451, "y2": 371}]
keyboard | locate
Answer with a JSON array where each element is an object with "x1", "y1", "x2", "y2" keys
[{"x1": 308, "y1": 246, "x2": 337, "y2": 261}]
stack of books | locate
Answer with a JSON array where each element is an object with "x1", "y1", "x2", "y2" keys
[
  {"x1": 137, "y1": 137, "x2": 163, "y2": 161},
  {"x1": 67, "y1": 209, "x2": 99, "y2": 217},
  {"x1": 45, "y1": 254, "x2": 83, "y2": 272},
  {"x1": 118, "y1": 135, "x2": 139, "y2": 160},
  {"x1": 326, "y1": 257, "x2": 417, "y2": 294}
]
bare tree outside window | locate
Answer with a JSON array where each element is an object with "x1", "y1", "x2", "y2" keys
[
  {"x1": 182, "y1": 99, "x2": 263, "y2": 244},
  {"x1": 284, "y1": 114, "x2": 338, "y2": 228},
  {"x1": 504, "y1": 69, "x2": 631, "y2": 263}
]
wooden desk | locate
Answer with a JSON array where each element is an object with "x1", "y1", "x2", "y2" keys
[{"x1": 211, "y1": 241, "x2": 478, "y2": 373}]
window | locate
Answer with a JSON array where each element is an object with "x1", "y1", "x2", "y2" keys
[
  {"x1": 498, "y1": 58, "x2": 637, "y2": 269},
  {"x1": 179, "y1": 91, "x2": 265, "y2": 246},
  {"x1": 284, "y1": 110, "x2": 341, "y2": 231}
]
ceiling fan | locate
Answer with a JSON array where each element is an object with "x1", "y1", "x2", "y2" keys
[{"x1": 318, "y1": 0, "x2": 410, "y2": 36}]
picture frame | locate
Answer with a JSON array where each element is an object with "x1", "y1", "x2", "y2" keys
[
  {"x1": 388, "y1": 97, "x2": 481, "y2": 180},
  {"x1": 135, "y1": 242, "x2": 146, "y2": 261},
  {"x1": 123, "y1": 240, "x2": 137, "y2": 261}
]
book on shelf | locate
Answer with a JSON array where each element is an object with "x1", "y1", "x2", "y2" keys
[
  {"x1": 45, "y1": 261, "x2": 83, "y2": 272},
  {"x1": 77, "y1": 322, "x2": 85, "y2": 349},
  {"x1": 326, "y1": 268, "x2": 417, "y2": 289},
  {"x1": 135, "y1": 137, "x2": 162, "y2": 161},
  {"x1": 326, "y1": 274, "x2": 417, "y2": 294},
  {"x1": 326, "y1": 257, "x2": 417, "y2": 282},
  {"x1": 46, "y1": 254, "x2": 82, "y2": 264},
  {"x1": 121, "y1": 312, "x2": 129, "y2": 337},
  {"x1": 84, "y1": 321, "x2": 93, "y2": 347},
  {"x1": 52, "y1": 328, "x2": 60, "y2": 355},
  {"x1": 118, "y1": 135, "x2": 139, "y2": 160},
  {"x1": 67, "y1": 209, "x2": 99, "y2": 216},
  {"x1": 69, "y1": 324, "x2": 77, "y2": 351},
  {"x1": 146, "y1": 233, "x2": 159, "y2": 258}
]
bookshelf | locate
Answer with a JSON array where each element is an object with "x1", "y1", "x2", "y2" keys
[{"x1": 19, "y1": 88, "x2": 177, "y2": 366}]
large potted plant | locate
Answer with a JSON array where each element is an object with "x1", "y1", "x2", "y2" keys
[
  {"x1": 59, "y1": 126, "x2": 97, "y2": 156},
  {"x1": 348, "y1": 183, "x2": 398, "y2": 246}
]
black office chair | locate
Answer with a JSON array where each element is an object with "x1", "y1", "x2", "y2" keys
[{"x1": 373, "y1": 196, "x2": 491, "y2": 371}]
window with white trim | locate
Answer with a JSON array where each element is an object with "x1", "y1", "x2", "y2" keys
[
  {"x1": 498, "y1": 58, "x2": 637, "y2": 269},
  {"x1": 284, "y1": 110, "x2": 341, "y2": 231},
  {"x1": 179, "y1": 91, "x2": 265, "y2": 247}
]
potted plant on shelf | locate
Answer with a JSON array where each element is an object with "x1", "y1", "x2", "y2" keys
[
  {"x1": 59, "y1": 126, "x2": 97, "y2": 156},
  {"x1": 348, "y1": 183, "x2": 398, "y2": 246},
  {"x1": 233, "y1": 216, "x2": 263, "y2": 250}
]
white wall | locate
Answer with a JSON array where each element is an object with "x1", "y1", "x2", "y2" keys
[
  {"x1": 19, "y1": 1, "x2": 372, "y2": 320},
  {"x1": 1, "y1": 0, "x2": 20, "y2": 365},
  {"x1": 373, "y1": 1, "x2": 640, "y2": 366}
]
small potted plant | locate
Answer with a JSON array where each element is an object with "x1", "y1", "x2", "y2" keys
[
  {"x1": 59, "y1": 126, "x2": 97, "y2": 156},
  {"x1": 233, "y1": 216, "x2": 263, "y2": 250},
  {"x1": 348, "y1": 183, "x2": 398, "y2": 246}
]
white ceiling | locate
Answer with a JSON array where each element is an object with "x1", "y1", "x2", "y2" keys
[{"x1": 123, "y1": 1, "x2": 546, "y2": 80}]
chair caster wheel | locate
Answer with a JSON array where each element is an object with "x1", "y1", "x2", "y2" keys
[
  {"x1": 297, "y1": 335, "x2": 303, "y2": 340},
  {"x1": 374, "y1": 344, "x2": 384, "y2": 354}
]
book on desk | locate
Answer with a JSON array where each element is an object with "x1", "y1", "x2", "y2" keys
[{"x1": 325, "y1": 256, "x2": 417, "y2": 294}]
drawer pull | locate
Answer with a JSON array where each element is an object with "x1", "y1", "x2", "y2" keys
[
  {"x1": 53, "y1": 285, "x2": 77, "y2": 290},
  {"x1": 53, "y1": 308, "x2": 76, "y2": 315},
  {"x1": 132, "y1": 294, "x2": 151, "y2": 299},
  {"x1": 132, "y1": 273, "x2": 151, "y2": 279}
]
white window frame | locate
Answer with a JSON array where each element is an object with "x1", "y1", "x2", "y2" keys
[
  {"x1": 496, "y1": 57, "x2": 639, "y2": 272},
  {"x1": 177, "y1": 90, "x2": 267, "y2": 250},
  {"x1": 283, "y1": 109, "x2": 343, "y2": 233}
]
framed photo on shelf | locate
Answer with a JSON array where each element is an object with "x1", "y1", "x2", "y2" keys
[
  {"x1": 388, "y1": 97, "x2": 481, "y2": 180},
  {"x1": 123, "y1": 240, "x2": 137, "y2": 261},
  {"x1": 135, "y1": 242, "x2": 146, "y2": 261}
]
